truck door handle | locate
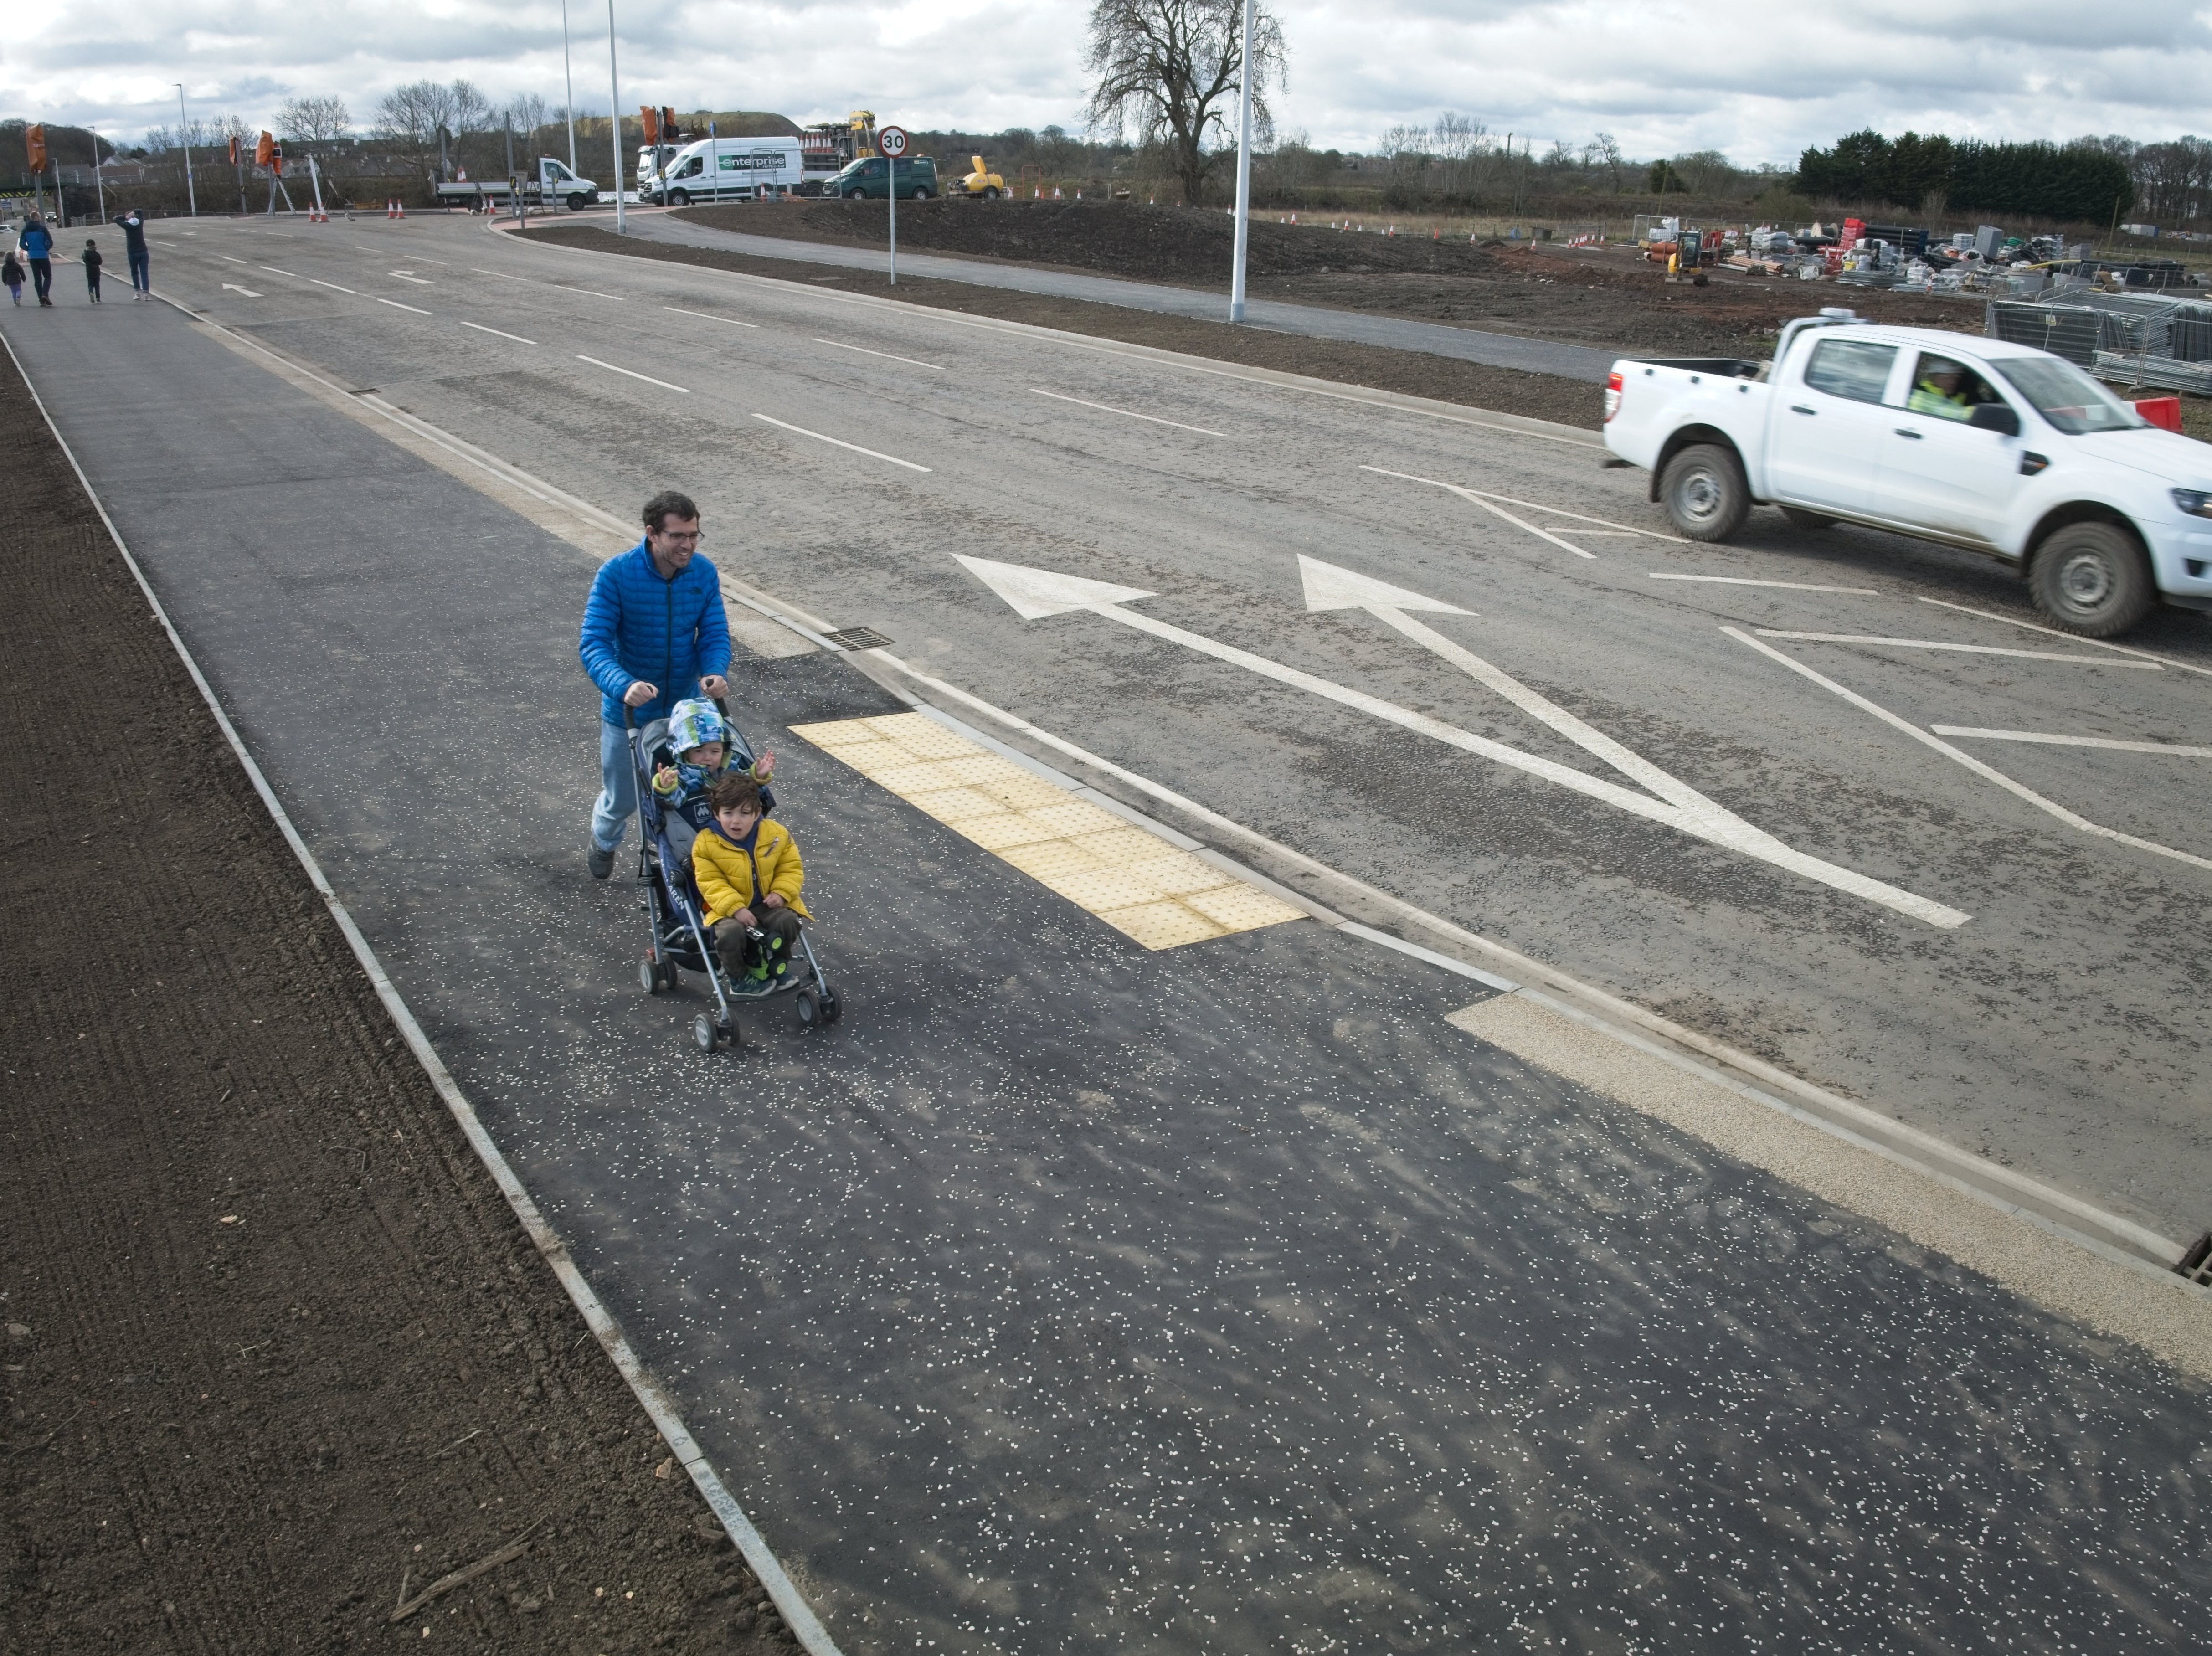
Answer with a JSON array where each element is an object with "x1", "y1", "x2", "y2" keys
[
  {"x1": 1893, "y1": 428, "x2": 1923, "y2": 439},
  {"x1": 1790, "y1": 405, "x2": 1815, "y2": 415}
]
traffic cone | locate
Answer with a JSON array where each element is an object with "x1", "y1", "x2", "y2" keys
[
  {"x1": 387, "y1": 200, "x2": 397, "y2": 219},
  {"x1": 394, "y1": 199, "x2": 405, "y2": 219}
]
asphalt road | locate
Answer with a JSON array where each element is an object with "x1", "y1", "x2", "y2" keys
[{"x1": 6, "y1": 214, "x2": 2211, "y2": 1654}]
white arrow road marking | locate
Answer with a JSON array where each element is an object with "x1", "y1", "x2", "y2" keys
[
  {"x1": 1361, "y1": 465, "x2": 1599, "y2": 558},
  {"x1": 220, "y1": 283, "x2": 263, "y2": 298},
  {"x1": 1756, "y1": 631, "x2": 2161, "y2": 669},
  {"x1": 1930, "y1": 727, "x2": 2212, "y2": 758},
  {"x1": 957, "y1": 555, "x2": 1969, "y2": 926},
  {"x1": 1728, "y1": 627, "x2": 2212, "y2": 876}
]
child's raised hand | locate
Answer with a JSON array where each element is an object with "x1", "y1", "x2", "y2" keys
[{"x1": 751, "y1": 749, "x2": 775, "y2": 782}]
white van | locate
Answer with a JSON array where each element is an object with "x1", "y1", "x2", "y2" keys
[{"x1": 648, "y1": 139, "x2": 805, "y2": 206}]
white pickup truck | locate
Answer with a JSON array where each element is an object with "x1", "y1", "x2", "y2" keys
[{"x1": 1602, "y1": 308, "x2": 2212, "y2": 635}]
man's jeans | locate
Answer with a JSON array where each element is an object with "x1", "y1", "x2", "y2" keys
[
  {"x1": 128, "y1": 249, "x2": 149, "y2": 293},
  {"x1": 27, "y1": 258, "x2": 51, "y2": 302},
  {"x1": 591, "y1": 720, "x2": 639, "y2": 853}
]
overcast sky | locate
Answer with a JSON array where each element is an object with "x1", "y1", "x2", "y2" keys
[{"x1": 9, "y1": 0, "x2": 2211, "y2": 164}]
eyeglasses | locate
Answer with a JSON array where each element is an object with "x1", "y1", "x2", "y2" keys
[{"x1": 655, "y1": 530, "x2": 702, "y2": 545}]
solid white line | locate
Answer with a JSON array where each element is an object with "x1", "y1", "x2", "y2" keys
[
  {"x1": 458, "y1": 319, "x2": 538, "y2": 345},
  {"x1": 1914, "y1": 595, "x2": 2212, "y2": 679},
  {"x1": 0, "y1": 329, "x2": 846, "y2": 1656},
  {"x1": 375, "y1": 296, "x2": 432, "y2": 315},
  {"x1": 751, "y1": 412, "x2": 929, "y2": 471},
  {"x1": 811, "y1": 337, "x2": 945, "y2": 370},
  {"x1": 1362, "y1": 465, "x2": 1599, "y2": 559},
  {"x1": 1654, "y1": 574, "x2": 1879, "y2": 594},
  {"x1": 1754, "y1": 631, "x2": 2161, "y2": 668},
  {"x1": 576, "y1": 354, "x2": 691, "y2": 393},
  {"x1": 1030, "y1": 387, "x2": 1225, "y2": 436},
  {"x1": 1726, "y1": 627, "x2": 2212, "y2": 874},
  {"x1": 1930, "y1": 727, "x2": 2212, "y2": 757},
  {"x1": 664, "y1": 305, "x2": 758, "y2": 328}
]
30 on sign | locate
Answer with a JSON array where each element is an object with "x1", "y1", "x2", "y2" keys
[{"x1": 877, "y1": 125, "x2": 910, "y2": 158}]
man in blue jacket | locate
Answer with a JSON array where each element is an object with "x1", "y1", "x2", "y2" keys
[
  {"x1": 579, "y1": 490, "x2": 731, "y2": 878},
  {"x1": 17, "y1": 214, "x2": 56, "y2": 307}
]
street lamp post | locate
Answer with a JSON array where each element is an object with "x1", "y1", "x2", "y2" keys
[
  {"x1": 1227, "y1": 0, "x2": 1256, "y2": 323},
  {"x1": 561, "y1": 0, "x2": 580, "y2": 175},
  {"x1": 606, "y1": 0, "x2": 625, "y2": 231},
  {"x1": 176, "y1": 83, "x2": 198, "y2": 216}
]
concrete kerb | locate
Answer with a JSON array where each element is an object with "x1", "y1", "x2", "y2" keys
[
  {"x1": 487, "y1": 217, "x2": 1608, "y2": 450},
  {"x1": 0, "y1": 329, "x2": 849, "y2": 1656}
]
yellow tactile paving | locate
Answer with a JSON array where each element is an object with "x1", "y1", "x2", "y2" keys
[{"x1": 789, "y1": 712, "x2": 1307, "y2": 951}]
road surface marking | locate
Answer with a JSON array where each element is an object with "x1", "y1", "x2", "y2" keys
[
  {"x1": 389, "y1": 271, "x2": 434, "y2": 285},
  {"x1": 811, "y1": 337, "x2": 945, "y2": 370},
  {"x1": 1551, "y1": 529, "x2": 1637, "y2": 536},
  {"x1": 1446, "y1": 488, "x2": 1687, "y2": 542},
  {"x1": 1914, "y1": 595, "x2": 2212, "y2": 679},
  {"x1": 375, "y1": 297, "x2": 432, "y2": 314},
  {"x1": 221, "y1": 255, "x2": 248, "y2": 264},
  {"x1": 750, "y1": 413, "x2": 929, "y2": 472},
  {"x1": 1755, "y1": 631, "x2": 2161, "y2": 668},
  {"x1": 220, "y1": 283, "x2": 263, "y2": 298},
  {"x1": 793, "y1": 713, "x2": 1302, "y2": 949},
  {"x1": 1930, "y1": 727, "x2": 2212, "y2": 757},
  {"x1": 576, "y1": 355, "x2": 690, "y2": 393},
  {"x1": 556, "y1": 284, "x2": 625, "y2": 300},
  {"x1": 470, "y1": 268, "x2": 530, "y2": 281},
  {"x1": 459, "y1": 320, "x2": 537, "y2": 345},
  {"x1": 664, "y1": 305, "x2": 758, "y2": 328},
  {"x1": 1029, "y1": 388, "x2": 1226, "y2": 436},
  {"x1": 1653, "y1": 574, "x2": 1879, "y2": 594},
  {"x1": 1362, "y1": 465, "x2": 1598, "y2": 558},
  {"x1": 308, "y1": 277, "x2": 360, "y2": 294},
  {"x1": 1727, "y1": 627, "x2": 2212, "y2": 874},
  {"x1": 959, "y1": 555, "x2": 1969, "y2": 926}
]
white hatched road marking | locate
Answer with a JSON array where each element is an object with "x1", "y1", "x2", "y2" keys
[
  {"x1": 1363, "y1": 465, "x2": 1600, "y2": 559},
  {"x1": 1931, "y1": 727, "x2": 2212, "y2": 758},
  {"x1": 576, "y1": 355, "x2": 690, "y2": 393},
  {"x1": 1728, "y1": 628, "x2": 2212, "y2": 874},
  {"x1": 1756, "y1": 631, "x2": 2161, "y2": 669},
  {"x1": 1915, "y1": 595, "x2": 2212, "y2": 679},
  {"x1": 751, "y1": 413, "x2": 930, "y2": 473},
  {"x1": 1029, "y1": 388, "x2": 1226, "y2": 437}
]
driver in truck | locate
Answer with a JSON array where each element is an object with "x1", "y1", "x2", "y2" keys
[{"x1": 1908, "y1": 357, "x2": 1988, "y2": 421}]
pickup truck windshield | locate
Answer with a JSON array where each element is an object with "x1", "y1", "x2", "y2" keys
[{"x1": 1991, "y1": 357, "x2": 2146, "y2": 436}]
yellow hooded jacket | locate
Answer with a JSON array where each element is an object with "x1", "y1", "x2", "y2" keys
[{"x1": 692, "y1": 817, "x2": 809, "y2": 924}]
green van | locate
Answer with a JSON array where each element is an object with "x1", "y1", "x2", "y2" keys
[{"x1": 827, "y1": 155, "x2": 938, "y2": 201}]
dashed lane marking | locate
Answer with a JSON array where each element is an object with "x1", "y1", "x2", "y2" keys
[
  {"x1": 1029, "y1": 388, "x2": 1226, "y2": 436},
  {"x1": 811, "y1": 337, "x2": 945, "y2": 370},
  {"x1": 576, "y1": 355, "x2": 690, "y2": 393},
  {"x1": 1652, "y1": 574, "x2": 1878, "y2": 594},
  {"x1": 1931, "y1": 727, "x2": 2212, "y2": 758},
  {"x1": 375, "y1": 297, "x2": 432, "y2": 315},
  {"x1": 1755, "y1": 631, "x2": 2161, "y2": 669},
  {"x1": 792, "y1": 714, "x2": 1305, "y2": 949},
  {"x1": 459, "y1": 320, "x2": 537, "y2": 345},
  {"x1": 751, "y1": 413, "x2": 928, "y2": 473},
  {"x1": 555, "y1": 284, "x2": 625, "y2": 300},
  {"x1": 665, "y1": 306, "x2": 758, "y2": 328}
]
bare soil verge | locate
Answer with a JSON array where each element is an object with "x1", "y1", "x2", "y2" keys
[
  {"x1": 0, "y1": 349, "x2": 791, "y2": 1653},
  {"x1": 676, "y1": 198, "x2": 1991, "y2": 355},
  {"x1": 520, "y1": 221, "x2": 1604, "y2": 430}
]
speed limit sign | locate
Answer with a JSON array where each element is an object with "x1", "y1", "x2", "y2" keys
[{"x1": 877, "y1": 125, "x2": 909, "y2": 158}]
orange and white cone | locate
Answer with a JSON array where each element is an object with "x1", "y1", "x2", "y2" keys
[
  {"x1": 394, "y1": 199, "x2": 405, "y2": 219},
  {"x1": 386, "y1": 200, "x2": 397, "y2": 219}
]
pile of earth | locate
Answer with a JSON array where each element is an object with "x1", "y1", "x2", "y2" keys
[{"x1": 680, "y1": 197, "x2": 1504, "y2": 285}]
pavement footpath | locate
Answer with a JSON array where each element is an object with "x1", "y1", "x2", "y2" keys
[{"x1": 3, "y1": 289, "x2": 2208, "y2": 1653}]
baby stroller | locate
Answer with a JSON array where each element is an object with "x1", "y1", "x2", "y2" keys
[{"x1": 626, "y1": 700, "x2": 841, "y2": 1054}]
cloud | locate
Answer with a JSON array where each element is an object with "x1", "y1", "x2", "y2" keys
[{"x1": 5, "y1": 0, "x2": 2210, "y2": 166}]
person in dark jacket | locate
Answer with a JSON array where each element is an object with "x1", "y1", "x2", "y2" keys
[
  {"x1": 81, "y1": 238, "x2": 103, "y2": 303},
  {"x1": 117, "y1": 209, "x2": 149, "y2": 299},
  {"x1": 2, "y1": 249, "x2": 21, "y2": 306},
  {"x1": 17, "y1": 215, "x2": 55, "y2": 306},
  {"x1": 578, "y1": 489, "x2": 731, "y2": 878}
]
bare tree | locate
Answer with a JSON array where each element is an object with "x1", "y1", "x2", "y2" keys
[
  {"x1": 1085, "y1": 0, "x2": 1286, "y2": 205},
  {"x1": 1433, "y1": 112, "x2": 1484, "y2": 198},
  {"x1": 376, "y1": 79, "x2": 490, "y2": 150},
  {"x1": 277, "y1": 95, "x2": 351, "y2": 151},
  {"x1": 1584, "y1": 132, "x2": 1623, "y2": 193}
]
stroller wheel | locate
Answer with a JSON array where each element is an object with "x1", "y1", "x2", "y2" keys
[
  {"x1": 795, "y1": 988, "x2": 820, "y2": 1029},
  {"x1": 640, "y1": 956, "x2": 664, "y2": 995},
  {"x1": 692, "y1": 1012, "x2": 725, "y2": 1053},
  {"x1": 819, "y1": 984, "x2": 842, "y2": 1025}
]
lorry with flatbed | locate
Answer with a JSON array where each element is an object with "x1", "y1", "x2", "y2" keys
[
  {"x1": 434, "y1": 156, "x2": 601, "y2": 211},
  {"x1": 1602, "y1": 308, "x2": 2212, "y2": 635}
]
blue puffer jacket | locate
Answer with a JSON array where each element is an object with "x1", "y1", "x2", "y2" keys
[
  {"x1": 18, "y1": 222, "x2": 54, "y2": 261},
  {"x1": 578, "y1": 542, "x2": 732, "y2": 726}
]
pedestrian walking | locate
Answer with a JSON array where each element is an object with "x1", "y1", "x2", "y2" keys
[
  {"x1": 117, "y1": 208, "x2": 149, "y2": 299},
  {"x1": 577, "y1": 490, "x2": 731, "y2": 878},
  {"x1": 17, "y1": 213, "x2": 55, "y2": 307},
  {"x1": 81, "y1": 238, "x2": 103, "y2": 303},
  {"x1": 2, "y1": 249, "x2": 22, "y2": 306}
]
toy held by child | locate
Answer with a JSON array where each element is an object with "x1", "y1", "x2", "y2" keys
[{"x1": 691, "y1": 773, "x2": 808, "y2": 992}]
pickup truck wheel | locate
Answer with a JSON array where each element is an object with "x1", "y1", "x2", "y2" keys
[
  {"x1": 1659, "y1": 444, "x2": 1750, "y2": 542},
  {"x1": 2029, "y1": 521, "x2": 2155, "y2": 637},
  {"x1": 1779, "y1": 507, "x2": 1836, "y2": 531}
]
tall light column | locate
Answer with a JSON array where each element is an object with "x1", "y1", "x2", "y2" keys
[
  {"x1": 561, "y1": 0, "x2": 580, "y2": 173},
  {"x1": 176, "y1": 83, "x2": 198, "y2": 216},
  {"x1": 1227, "y1": 0, "x2": 1256, "y2": 322},
  {"x1": 606, "y1": 0, "x2": 625, "y2": 231}
]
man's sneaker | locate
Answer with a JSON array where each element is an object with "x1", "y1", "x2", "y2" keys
[{"x1": 587, "y1": 842, "x2": 616, "y2": 880}]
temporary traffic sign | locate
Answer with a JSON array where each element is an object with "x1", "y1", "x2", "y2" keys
[{"x1": 877, "y1": 125, "x2": 909, "y2": 158}]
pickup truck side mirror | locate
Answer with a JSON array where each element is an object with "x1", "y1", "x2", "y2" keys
[{"x1": 1968, "y1": 403, "x2": 2021, "y2": 437}]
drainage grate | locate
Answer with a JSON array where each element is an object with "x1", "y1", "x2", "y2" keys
[
  {"x1": 823, "y1": 626, "x2": 894, "y2": 652},
  {"x1": 2178, "y1": 1232, "x2": 2212, "y2": 1288}
]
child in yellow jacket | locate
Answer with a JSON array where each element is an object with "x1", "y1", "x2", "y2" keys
[{"x1": 692, "y1": 773, "x2": 808, "y2": 989}]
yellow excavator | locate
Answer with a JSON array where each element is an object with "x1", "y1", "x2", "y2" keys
[{"x1": 957, "y1": 155, "x2": 1005, "y2": 200}]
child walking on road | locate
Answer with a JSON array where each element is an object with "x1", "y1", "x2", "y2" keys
[
  {"x1": 2, "y1": 250, "x2": 21, "y2": 306},
  {"x1": 81, "y1": 240, "x2": 103, "y2": 304}
]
